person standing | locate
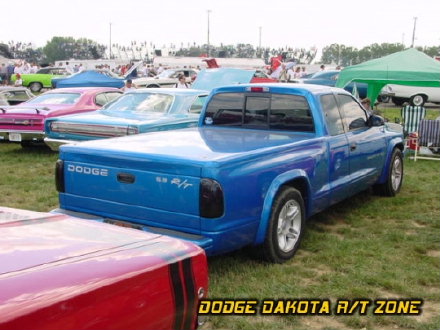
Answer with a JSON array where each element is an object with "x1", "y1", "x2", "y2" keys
[
  {"x1": 0, "y1": 64, "x2": 7, "y2": 85},
  {"x1": 6, "y1": 62, "x2": 15, "y2": 84},
  {"x1": 14, "y1": 73, "x2": 23, "y2": 86},
  {"x1": 174, "y1": 74, "x2": 189, "y2": 88},
  {"x1": 287, "y1": 66, "x2": 295, "y2": 81},
  {"x1": 121, "y1": 79, "x2": 136, "y2": 93},
  {"x1": 278, "y1": 64, "x2": 289, "y2": 82}
]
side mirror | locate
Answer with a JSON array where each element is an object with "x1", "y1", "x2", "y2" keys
[{"x1": 368, "y1": 114, "x2": 385, "y2": 127}]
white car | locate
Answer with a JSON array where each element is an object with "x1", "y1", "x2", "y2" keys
[
  {"x1": 133, "y1": 68, "x2": 198, "y2": 88},
  {"x1": 384, "y1": 84, "x2": 440, "y2": 106}
]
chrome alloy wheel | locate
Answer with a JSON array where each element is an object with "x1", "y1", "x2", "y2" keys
[
  {"x1": 391, "y1": 157, "x2": 403, "y2": 192},
  {"x1": 277, "y1": 200, "x2": 302, "y2": 253}
]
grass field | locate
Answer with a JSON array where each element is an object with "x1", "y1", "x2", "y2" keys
[{"x1": 0, "y1": 106, "x2": 439, "y2": 330}]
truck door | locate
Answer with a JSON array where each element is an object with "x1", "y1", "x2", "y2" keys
[
  {"x1": 336, "y1": 94, "x2": 387, "y2": 193},
  {"x1": 320, "y1": 94, "x2": 351, "y2": 205}
]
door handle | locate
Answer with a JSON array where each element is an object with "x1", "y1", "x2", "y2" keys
[
  {"x1": 117, "y1": 173, "x2": 135, "y2": 184},
  {"x1": 350, "y1": 144, "x2": 357, "y2": 151}
]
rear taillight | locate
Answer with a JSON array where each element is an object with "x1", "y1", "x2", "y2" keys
[
  {"x1": 200, "y1": 178, "x2": 224, "y2": 218},
  {"x1": 55, "y1": 159, "x2": 65, "y2": 192}
]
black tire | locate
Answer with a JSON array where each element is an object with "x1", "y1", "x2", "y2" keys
[
  {"x1": 409, "y1": 94, "x2": 426, "y2": 107},
  {"x1": 260, "y1": 186, "x2": 305, "y2": 263},
  {"x1": 373, "y1": 148, "x2": 403, "y2": 197},
  {"x1": 147, "y1": 84, "x2": 160, "y2": 88},
  {"x1": 392, "y1": 97, "x2": 405, "y2": 106},
  {"x1": 29, "y1": 82, "x2": 43, "y2": 93},
  {"x1": 377, "y1": 95, "x2": 390, "y2": 103}
]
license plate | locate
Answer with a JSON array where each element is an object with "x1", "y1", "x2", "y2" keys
[
  {"x1": 104, "y1": 219, "x2": 143, "y2": 230},
  {"x1": 9, "y1": 133, "x2": 22, "y2": 142}
]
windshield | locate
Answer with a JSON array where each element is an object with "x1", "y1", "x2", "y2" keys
[
  {"x1": 157, "y1": 69, "x2": 179, "y2": 78},
  {"x1": 26, "y1": 93, "x2": 81, "y2": 105},
  {"x1": 102, "y1": 93, "x2": 174, "y2": 113}
]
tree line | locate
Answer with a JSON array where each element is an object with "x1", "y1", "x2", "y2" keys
[
  {"x1": 1, "y1": 36, "x2": 439, "y2": 66},
  {"x1": 321, "y1": 43, "x2": 439, "y2": 66}
]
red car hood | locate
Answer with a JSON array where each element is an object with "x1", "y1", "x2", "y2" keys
[{"x1": 0, "y1": 207, "x2": 200, "y2": 275}]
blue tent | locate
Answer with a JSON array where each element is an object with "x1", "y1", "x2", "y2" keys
[{"x1": 54, "y1": 71, "x2": 125, "y2": 88}]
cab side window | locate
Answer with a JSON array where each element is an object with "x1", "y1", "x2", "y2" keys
[
  {"x1": 336, "y1": 94, "x2": 367, "y2": 130},
  {"x1": 321, "y1": 94, "x2": 344, "y2": 135}
]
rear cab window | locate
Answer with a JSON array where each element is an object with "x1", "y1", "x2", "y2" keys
[{"x1": 203, "y1": 92, "x2": 314, "y2": 132}]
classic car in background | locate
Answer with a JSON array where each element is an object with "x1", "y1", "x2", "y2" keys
[
  {"x1": 133, "y1": 68, "x2": 198, "y2": 88},
  {"x1": 291, "y1": 70, "x2": 368, "y2": 98},
  {"x1": 44, "y1": 88, "x2": 208, "y2": 150},
  {"x1": 52, "y1": 70, "x2": 125, "y2": 89},
  {"x1": 0, "y1": 87, "x2": 122, "y2": 147},
  {"x1": 11, "y1": 67, "x2": 69, "y2": 92},
  {"x1": 0, "y1": 87, "x2": 34, "y2": 106},
  {"x1": 0, "y1": 206, "x2": 208, "y2": 330},
  {"x1": 293, "y1": 70, "x2": 392, "y2": 102},
  {"x1": 383, "y1": 84, "x2": 440, "y2": 106},
  {"x1": 202, "y1": 57, "x2": 276, "y2": 84}
]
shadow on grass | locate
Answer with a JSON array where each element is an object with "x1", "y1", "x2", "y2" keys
[
  {"x1": 1, "y1": 142, "x2": 56, "y2": 156},
  {"x1": 209, "y1": 189, "x2": 377, "y2": 267}
]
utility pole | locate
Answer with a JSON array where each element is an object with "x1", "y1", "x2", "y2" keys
[
  {"x1": 259, "y1": 26, "x2": 262, "y2": 49},
  {"x1": 411, "y1": 17, "x2": 417, "y2": 48},
  {"x1": 109, "y1": 22, "x2": 112, "y2": 59},
  {"x1": 207, "y1": 10, "x2": 212, "y2": 57}
]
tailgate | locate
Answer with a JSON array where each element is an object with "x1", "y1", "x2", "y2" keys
[{"x1": 62, "y1": 160, "x2": 201, "y2": 231}]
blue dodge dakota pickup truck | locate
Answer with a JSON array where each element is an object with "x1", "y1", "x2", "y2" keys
[{"x1": 55, "y1": 83, "x2": 404, "y2": 263}]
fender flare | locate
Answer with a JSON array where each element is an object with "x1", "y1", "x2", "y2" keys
[
  {"x1": 377, "y1": 137, "x2": 404, "y2": 183},
  {"x1": 253, "y1": 169, "x2": 310, "y2": 245}
]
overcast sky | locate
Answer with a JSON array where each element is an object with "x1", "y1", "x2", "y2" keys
[{"x1": 1, "y1": 0, "x2": 439, "y2": 51}]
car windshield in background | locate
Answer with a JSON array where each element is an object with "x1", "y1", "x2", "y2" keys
[
  {"x1": 157, "y1": 70, "x2": 178, "y2": 78},
  {"x1": 204, "y1": 93, "x2": 314, "y2": 132},
  {"x1": 102, "y1": 93, "x2": 174, "y2": 113},
  {"x1": 310, "y1": 71, "x2": 338, "y2": 80},
  {"x1": 26, "y1": 93, "x2": 81, "y2": 105}
]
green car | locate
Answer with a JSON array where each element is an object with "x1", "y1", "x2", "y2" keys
[{"x1": 11, "y1": 67, "x2": 69, "y2": 92}]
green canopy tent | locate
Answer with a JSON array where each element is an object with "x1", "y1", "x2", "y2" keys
[{"x1": 336, "y1": 48, "x2": 440, "y2": 104}]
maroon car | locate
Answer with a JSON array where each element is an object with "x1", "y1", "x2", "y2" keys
[
  {"x1": 0, "y1": 87, "x2": 122, "y2": 147},
  {"x1": 0, "y1": 206, "x2": 208, "y2": 330}
]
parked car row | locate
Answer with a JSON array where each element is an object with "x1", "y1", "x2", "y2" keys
[
  {"x1": 0, "y1": 68, "x2": 255, "y2": 149},
  {"x1": 0, "y1": 87, "x2": 122, "y2": 147}
]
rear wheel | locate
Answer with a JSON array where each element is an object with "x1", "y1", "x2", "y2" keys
[
  {"x1": 260, "y1": 187, "x2": 305, "y2": 263},
  {"x1": 409, "y1": 94, "x2": 426, "y2": 107},
  {"x1": 29, "y1": 82, "x2": 43, "y2": 93},
  {"x1": 373, "y1": 148, "x2": 403, "y2": 197}
]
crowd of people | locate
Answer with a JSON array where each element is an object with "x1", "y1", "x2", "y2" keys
[
  {"x1": 2, "y1": 39, "x2": 318, "y2": 67},
  {"x1": 0, "y1": 60, "x2": 39, "y2": 85}
]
